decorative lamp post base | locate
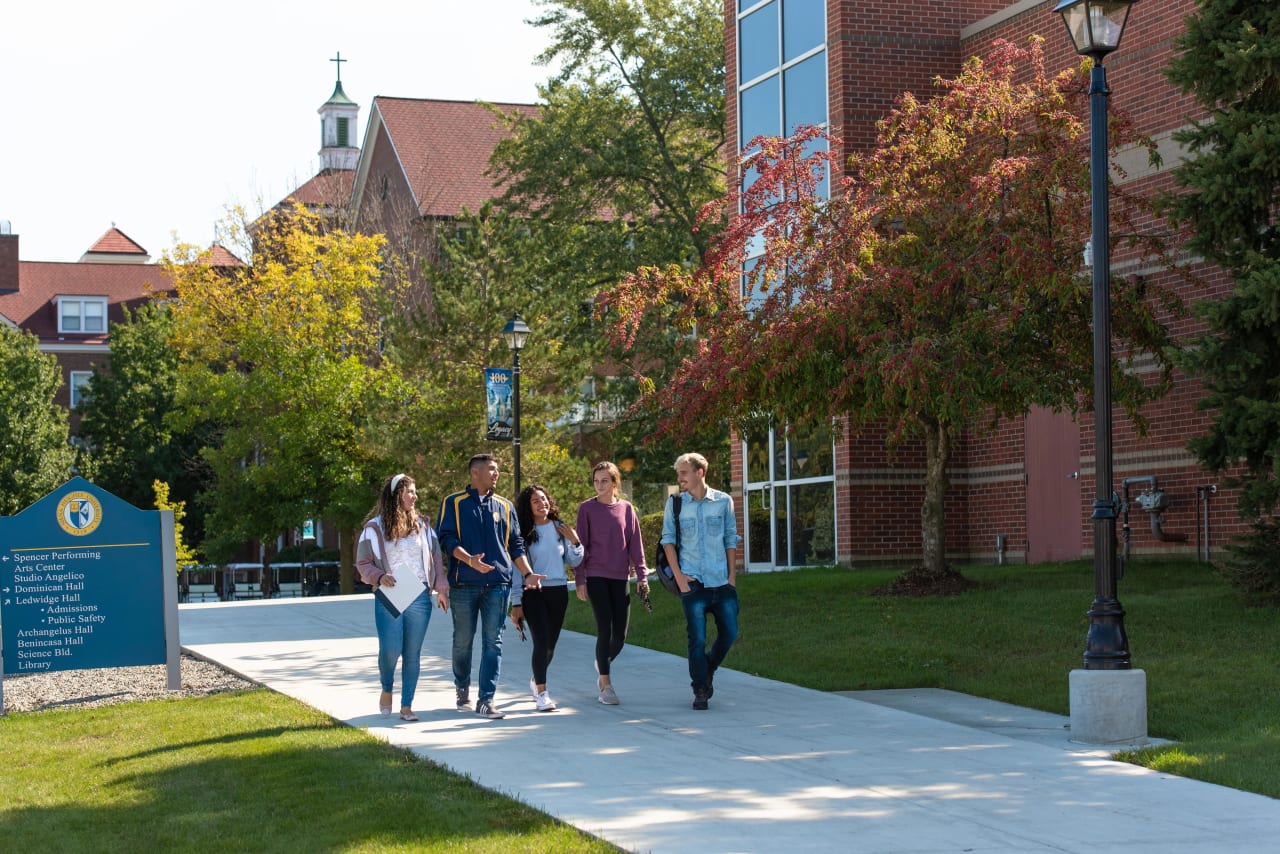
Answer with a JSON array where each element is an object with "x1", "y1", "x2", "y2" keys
[{"x1": 1069, "y1": 668, "x2": 1149, "y2": 746}]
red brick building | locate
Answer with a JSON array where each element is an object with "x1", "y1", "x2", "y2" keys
[{"x1": 725, "y1": 0, "x2": 1239, "y2": 569}]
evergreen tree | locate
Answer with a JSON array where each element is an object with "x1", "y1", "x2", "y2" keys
[{"x1": 1166, "y1": 1, "x2": 1280, "y2": 519}]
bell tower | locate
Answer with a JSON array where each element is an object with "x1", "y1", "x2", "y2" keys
[{"x1": 318, "y1": 52, "x2": 359, "y2": 171}]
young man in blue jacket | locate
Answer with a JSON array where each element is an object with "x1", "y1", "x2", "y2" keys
[{"x1": 437, "y1": 454, "x2": 543, "y2": 719}]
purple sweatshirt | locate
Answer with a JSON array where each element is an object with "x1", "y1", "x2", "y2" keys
[{"x1": 575, "y1": 497, "x2": 648, "y2": 581}]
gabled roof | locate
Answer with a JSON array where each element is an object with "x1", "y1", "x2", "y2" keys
[
  {"x1": 287, "y1": 168, "x2": 356, "y2": 209},
  {"x1": 361, "y1": 97, "x2": 539, "y2": 219},
  {"x1": 83, "y1": 227, "x2": 149, "y2": 258},
  {"x1": 204, "y1": 244, "x2": 246, "y2": 267}
]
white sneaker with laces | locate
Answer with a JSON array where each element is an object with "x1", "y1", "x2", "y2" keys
[{"x1": 535, "y1": 690, "x2": 558, "y2": 712}]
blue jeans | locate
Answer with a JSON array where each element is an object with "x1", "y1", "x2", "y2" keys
[
  {"x1": 374, "y1": 589, "x2": 433, "y2": 708},
  {"x1": 449, "y1": 584, "x2": 510, "y2": 702},
  {"x1": 681, "y1": 582, "x2": 739, "y2": 692}
]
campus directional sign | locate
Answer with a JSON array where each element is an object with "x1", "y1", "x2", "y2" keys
[{"x1": 0, "y1": 478, "x2": 171, "y2": 675}]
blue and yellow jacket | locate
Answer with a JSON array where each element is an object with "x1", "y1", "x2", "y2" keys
[{"x1": 436, "y1": 485, "x2": 526, "y2": 588}]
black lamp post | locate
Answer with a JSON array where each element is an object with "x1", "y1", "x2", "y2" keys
[
  {"x1": 1054, "y1": 0, "x2": 1137, "y2": 670},
  {"x1": 502, "y1": 312, "x2": 531, "y2": 497}
]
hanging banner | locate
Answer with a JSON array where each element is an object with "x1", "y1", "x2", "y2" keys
[{"x1": 485, "y1": 367, "x2": 513, "y2": 441}]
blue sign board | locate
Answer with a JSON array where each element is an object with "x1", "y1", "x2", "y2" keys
[
  {"x1": 0, "y1": 478, "x2": 167, "y2": 674},
  {"x1": 485, "y1": 367, "x2": 514, "y2": 441}
]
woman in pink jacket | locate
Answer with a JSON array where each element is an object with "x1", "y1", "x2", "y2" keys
[{"x1": 575, "y1": 461, "x2": 649, "y2": 704}]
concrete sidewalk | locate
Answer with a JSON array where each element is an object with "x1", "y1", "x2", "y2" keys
[{"x1": 180, "y1": 596, "x2": 1280, "y2": 853}]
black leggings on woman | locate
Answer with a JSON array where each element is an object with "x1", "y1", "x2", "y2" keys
[
  {"x1": 586, "y1": 577, "x2": 631, "y2": 677},
  {"x1": 522, "y1": 585, "x2": 569, "y2": 685}
]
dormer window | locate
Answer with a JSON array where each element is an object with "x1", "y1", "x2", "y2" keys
[{"x1": 58, "y1": 296, "x2": 108, "y2": 334}]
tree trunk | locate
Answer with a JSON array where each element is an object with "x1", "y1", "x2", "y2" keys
[{"x1": 919, "y1": 419, "x2": 952, "y2": 579}]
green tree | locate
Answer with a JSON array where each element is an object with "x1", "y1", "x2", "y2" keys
[
  {"x1": 165, "y1": 207, "x2": 406, "y2": 587},
  {"x1": 76, "y1": 302, "x2": 211, "y2": 545},
  {"x1": 0, "y1": 327, "x2": 74, "y2": 514},
  {"x1": 606, "y1": 39, "x2": 1178, "y2": 584},
  {"x1": 1165, "y1": 1, "x2": 1280, "y2": 520},
  {"x1": 487, "y1": 0, "x2": 730, "y2": 484},
  {"x1": 379, "y1": 203, "x2": 595, "y2": 510}
]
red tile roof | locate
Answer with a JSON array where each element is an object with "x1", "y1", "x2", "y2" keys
[
  {"x1": 86, "y1": 227, "x2": 149, "y2": 256},
  {"x1": 0, "y1": 261, "x2": 172, "y2": 345},
  {"x1": 204, "y1": 244, "x2": 246, "y2": 267},
  {"x1": 286, "y1": 168, "x2": 356, "y2": 208},
  {"x1": 373, "y1": 97, "x2": 539, "y2": 218}
]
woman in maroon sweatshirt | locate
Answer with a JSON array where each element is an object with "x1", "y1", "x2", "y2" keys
[{"x1": 575, "y1": 461, "x2": 650, "y2": 704}]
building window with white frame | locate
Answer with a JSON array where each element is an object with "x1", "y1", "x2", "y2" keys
[
  {"x1": 58, "y1": 296, "x2": 108, "y2": 334},
  {"x1": 70, "y1": 371, "x2": 93, "y2": 409}
]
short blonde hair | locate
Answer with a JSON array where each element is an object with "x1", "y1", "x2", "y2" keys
[{"x1": 674, "y1": 453, "x2": 708, "y2": 473}]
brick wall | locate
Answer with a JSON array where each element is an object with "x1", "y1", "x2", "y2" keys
[{"x1": 726, "y1": 1, "x2": 1248, "y2": 567}]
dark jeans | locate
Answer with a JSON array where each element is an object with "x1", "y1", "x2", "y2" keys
[
  {"x1": 522, "y1": 585, "x2": 569, "y2": 685},
  {"x1": 682, "y1": 582, "x2": 739, "y2": 692},
  {"x1": 586, "y1": 577, "x2": 631, "y2": 677},
  {"x1": 449, "y1": 584, "x2": 509, "y2": 702}
]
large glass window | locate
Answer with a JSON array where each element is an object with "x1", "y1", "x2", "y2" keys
[
  {"x1": 783, "y1": 0, "x2": 825, "y2": 61},
  {"x1": 737, "y1": 0, "x2": 828, "y2": 185},
  {"x1": 739, "y1": 2, "x2": 779, "y2": 83},
  {"x1": 783, "y1": 52, "x2": 827, "y2": 133}
]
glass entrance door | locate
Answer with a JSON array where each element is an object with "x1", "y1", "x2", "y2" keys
[{"x1": 742, "y1": 421, "x2": 836, "y2": 570}]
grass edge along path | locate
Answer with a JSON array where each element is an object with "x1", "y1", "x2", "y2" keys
[
  {"x1": 0, "y1": 690, "x2": 622, "y2": 853},
  {"x1": 569, "y1": 558, "x2": 1279, "y2": 800}
]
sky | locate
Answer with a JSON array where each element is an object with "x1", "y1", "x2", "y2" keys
[{"x1": 2, "y1": 0, "x2": 557, "y2": 262}]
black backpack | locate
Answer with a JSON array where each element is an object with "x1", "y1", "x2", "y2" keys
[{"x1": 653, "y1": 495, "x2": 682, "y2": 596}]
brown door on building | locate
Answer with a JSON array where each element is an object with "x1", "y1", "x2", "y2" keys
[{"x1": 1024, "y1": 406, "x2": 1082, "y2": 563}]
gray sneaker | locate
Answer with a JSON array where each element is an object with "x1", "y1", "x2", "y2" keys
[
  {"x1": 597, "y1": 681, "x2": 620, "y2": 705},
  {"x1": 475, "y1": 699, "x2": 506, "y2": 719},
  {"x1": 455, "y1": 688, "x2": 471, "y2": 712}
]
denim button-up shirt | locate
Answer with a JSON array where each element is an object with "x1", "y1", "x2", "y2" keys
[{"x1": 659, "y1": 487, "x2": 741, "y2": 587}]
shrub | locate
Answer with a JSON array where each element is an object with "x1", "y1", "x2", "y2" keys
[{"x1": 1218, "y1": 519, "x2": 1280, "y2": 605}]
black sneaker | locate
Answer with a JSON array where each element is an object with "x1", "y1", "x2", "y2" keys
[
  {"x1": 475, "y1": 699, "x2": 506, "y2": 719},
  {"x1": 692, "y1": 688, "x2": 710, "y2": 710},
  {"x1": 455, "y1": 688, "x2": 472, "y2": 712}
]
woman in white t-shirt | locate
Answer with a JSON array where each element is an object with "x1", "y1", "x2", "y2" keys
[
  {"x1": 355, "y1": 473, "x2": 449, "y2": 721},
  {"x1": 513, "y1": 484, "x2": 584, "y2": 711}
]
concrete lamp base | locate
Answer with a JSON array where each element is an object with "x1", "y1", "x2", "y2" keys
[{"x1": 1069, "y1": 668, "x2": 1149, "y2": 747}]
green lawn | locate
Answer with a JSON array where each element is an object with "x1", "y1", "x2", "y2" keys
[
  {"x1": 3, "y1": 556, "x2": 1274, "y2": 853},
  {"x1": 0, "y1": 690, "x2": 620, "y2": 853},
  {"x1": 570, "y1": 558, "x2": 1280, "y2": 799}
]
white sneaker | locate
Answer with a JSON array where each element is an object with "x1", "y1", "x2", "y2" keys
[
  {"x1": 535, "y1": 690, "x2": 558, "y2": 712},
  {"x1": 597, "y1": 680, "x2": 619, "y2": 705},
  {"x1": 529, "y1": 677, "x2": 538, "y2": 701}
]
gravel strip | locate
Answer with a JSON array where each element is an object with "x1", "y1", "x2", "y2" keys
[{"x1": 2, "y1": 653, "x2": 256, "y2": 714}]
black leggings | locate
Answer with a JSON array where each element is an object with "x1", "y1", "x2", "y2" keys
[
  {"x1": 586, "y1": 577, "x2": 631, "y2": 676},
  {"x1": 522, "y1": 585, "x2": 569, "y2": 686}
]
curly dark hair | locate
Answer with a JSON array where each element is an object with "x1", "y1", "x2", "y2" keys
[
  {"x1": 366, "y1": 473, "x2": 419, "y2": 541},
  {"x1": 516, "y1": 484, "x2": 561, "y2": 545}
]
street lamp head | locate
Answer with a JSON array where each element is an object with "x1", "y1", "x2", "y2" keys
[
  {"x1": 502, "y1": 311, "x2": 531, "y2": 352},
  {"x1": 1054, "y1": 0, "x2": 1136, "y2": 60}
]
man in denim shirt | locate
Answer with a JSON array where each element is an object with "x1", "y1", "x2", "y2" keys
[{"x1": 660, "y1": 452, "x2": 741, "y2": 710}]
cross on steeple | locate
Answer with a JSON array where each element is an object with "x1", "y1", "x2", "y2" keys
[{"x1": 330, "y1": 51, "x2": 346, "y2": 83}]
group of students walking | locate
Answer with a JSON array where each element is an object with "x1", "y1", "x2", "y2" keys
[{"x1": 354, "y1": 452, "x2": 740, "y2": 720}]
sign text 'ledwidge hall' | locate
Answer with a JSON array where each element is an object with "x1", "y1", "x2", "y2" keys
[{"x1": 1, "y1": 478, "x2": 168, "y2": 675}]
